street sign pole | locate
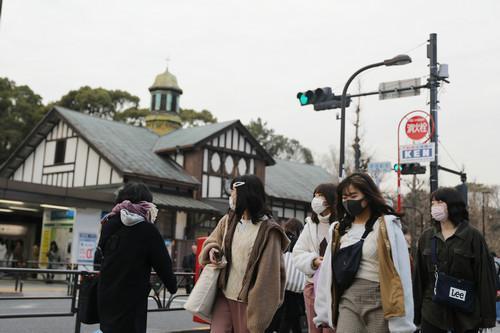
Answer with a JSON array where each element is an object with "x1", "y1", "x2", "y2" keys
[
  {"x1": 397, "y1": 110, "x2": 434, "y2": 212},
  {"x1": 428, "y1": 33, "x2": 439, "y2": 193}
]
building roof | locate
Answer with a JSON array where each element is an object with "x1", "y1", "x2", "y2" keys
[
  {"x1": 153, "y1": 120, "x2": 238, "y2": 152},
  {"x1": 55, "y1": 107, "x2": 199, "y2": 186},
  {"x1": 265, "y1": 159, "x2": 333, "y2": 203},
  {"x1": 149, "y1": 68, "x2": 182, "y2": 92},
  {"x1": 153, "y1": 191, "x2": 218, "y2": 213},
  {"x1": 153, "y1": 119, "x2": 275, "y2": 165}
]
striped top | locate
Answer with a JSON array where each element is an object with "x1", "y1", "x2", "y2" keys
[{"x1": 284, "y1": 252, "x2": 306, "y2": 293}]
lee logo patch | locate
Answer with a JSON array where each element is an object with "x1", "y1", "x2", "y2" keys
[{"x1": 449, "y1": 287, "x2": 466, "y2": 301}]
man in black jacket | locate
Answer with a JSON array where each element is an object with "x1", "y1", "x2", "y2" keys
[{"x1": 95, "y1": 183, "x2": 178, "y2": 333}]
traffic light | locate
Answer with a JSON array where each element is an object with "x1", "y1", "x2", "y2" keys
[
  {"x1": 398, "y1": 163, "x2": 426, "y2": 175},
  {"x1": 296, "y1": 87, "x2": 351, "y2": 111}
]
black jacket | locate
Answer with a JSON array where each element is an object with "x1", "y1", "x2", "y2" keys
[
  {"x1": 413, "y1": 222, "x2": 496, "y2": 332},
  {"x1": 96, "y1": 214, "x2": 178, "y2": 333}
]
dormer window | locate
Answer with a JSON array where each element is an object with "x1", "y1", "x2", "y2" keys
[{"x1": 54, "y1": 139, "x2": 66, "y2": 164}]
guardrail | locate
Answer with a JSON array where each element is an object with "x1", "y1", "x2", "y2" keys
[{"x1": 0, "y1": 267, "x2": 194, "y2": 333}]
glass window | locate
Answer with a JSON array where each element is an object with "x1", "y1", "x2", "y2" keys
[
  {"x1": 238, "y1": 158, "x2": 247, "y2": 175},
  {"x1": 171, "y1": 93, "x2": 178, "y2": 112},
  {"x1": 211, "y1": 152, "x2": 221, "y2": 173},
  {"x1": 155, "y1": 93, "x2": 161, "y2": 111},
  {"x1": 160, "y1": 94, "x2": 166, "y2": 110},
  {"x1": 166, "y1": 93, "x2": 173, "y2": 112},
  {"x1": 54, "y1": 140, "x2": 66, "y2": 164},
  {"x1": 224, "y1": 156, "x2": 234, "y2": 175}
]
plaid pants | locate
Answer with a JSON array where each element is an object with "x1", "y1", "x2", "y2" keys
[{"x1": 336, "y1": 278, "x2": 389, "y2": 333}]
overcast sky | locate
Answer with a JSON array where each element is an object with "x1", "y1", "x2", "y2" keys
[{"x1": 1, "y1": 0, "x2": 499, "y2": 190}]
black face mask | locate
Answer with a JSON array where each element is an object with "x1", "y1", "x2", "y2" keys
[{"x1": 343, "y1": 199, "x2": 365, "y2": 217}]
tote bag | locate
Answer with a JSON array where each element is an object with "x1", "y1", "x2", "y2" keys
[{"x1": 184, "y1": 217, "x2": 228, "y2": 322}]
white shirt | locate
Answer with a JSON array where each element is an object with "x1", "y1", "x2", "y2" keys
[
  {"x1": 224, "y1": 219, "x2": 262, "y2": 301},
  {"x1": 339, "y1": 220, "x2": 380, "y2": 282}
]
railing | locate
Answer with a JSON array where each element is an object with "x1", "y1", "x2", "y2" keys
[{"x1": 0, "y1": 266, "x2": 194, "y2": 333}]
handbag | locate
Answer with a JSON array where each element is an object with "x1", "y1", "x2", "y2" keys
[
  {"x1": 332, "y1": 227, "x2": 371, "y2": 294},
  {"x1": 78, "y1": 272, "x2": 100, "y2": 324},
  {"x1": 431, "y1": 237, "x2": 475, "y2": 313},
  {"x1": 184, "y1": 216, "x2": 229, "y2": 322}
]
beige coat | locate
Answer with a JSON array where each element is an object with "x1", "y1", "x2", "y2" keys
[{"x1": 199, "y1": 213, "x2": 290, "y2": 333}]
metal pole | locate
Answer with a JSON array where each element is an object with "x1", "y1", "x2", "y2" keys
[
  {"x1": 428, "y1": 33, "x2": 439, "y2": 193},
  {"x1": 482, "y1": 192, "x2": 487, "y2": 236},
  {"x1": 339, "y1": 62, "x2": 384, "y2": 180}
]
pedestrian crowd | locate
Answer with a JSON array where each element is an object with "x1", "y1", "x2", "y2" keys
[{"x1": 90, "y1": 174, "x2": 499, "y2": 333}]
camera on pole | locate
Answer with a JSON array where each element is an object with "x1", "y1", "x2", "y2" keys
[{"x1": 297, "y1": 87, "x2": 351, "y2": 111}]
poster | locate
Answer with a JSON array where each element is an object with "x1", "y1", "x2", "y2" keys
[{"x1": 78, "y1": 233, "x2": 97, "y2": 263}]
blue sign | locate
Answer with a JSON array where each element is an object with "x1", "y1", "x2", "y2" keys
[{"x1": 367, "y1": 161, "x2": 392, "y2": 173}]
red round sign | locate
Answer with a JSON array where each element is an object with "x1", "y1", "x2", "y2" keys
[{"x1": 405, "y1": 115, "x2": 429, "y2": 140}]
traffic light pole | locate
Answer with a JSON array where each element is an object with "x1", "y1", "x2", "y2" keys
[
  {"x1": 339, "y1": 61, "x2": 385, "y2": 180},
  {"x1": 428, "y1": 33, "x2": 439, "y2": 193}
]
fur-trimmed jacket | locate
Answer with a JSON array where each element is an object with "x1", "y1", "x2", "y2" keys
[{"x1": 199, "y1": 213, "x2": 289, "y2": 333}]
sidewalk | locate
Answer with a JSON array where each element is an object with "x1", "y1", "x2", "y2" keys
[{"x1": 0, "y1": 276, "x2": 70, "y2": 296}]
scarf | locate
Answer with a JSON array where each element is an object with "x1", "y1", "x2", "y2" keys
[{"x1": 101, "y1": 200, "x2": 158, "y2": 226}]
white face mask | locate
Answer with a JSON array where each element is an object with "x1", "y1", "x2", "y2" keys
[
  {"x1": 311, "y1": 197, "x2": 327, "y2": 214},
  {"x1": 229, "y1": 196, "x2": 236, "y2": 210},
  {"x1": 431, "y1": 203, "x2": 448, "y2": 222},
  {"x1": 317, "y1": 213, "x2": 331, "y2": 223}
]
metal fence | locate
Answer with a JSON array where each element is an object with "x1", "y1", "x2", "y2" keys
[{"x1": 0, "y1": 266, "x2": 194, "y2": 333}]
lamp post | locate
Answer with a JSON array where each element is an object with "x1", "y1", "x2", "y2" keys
[
  {"x1": 482, "y1": 191, "x2": 491, "y2": 236},
  {"x1": 338, "y1": 55, "x2": 412, "y2": 179}
]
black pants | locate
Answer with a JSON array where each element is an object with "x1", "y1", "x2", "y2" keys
[
  {"x1": 266, "y1": 291, "x2": 304, "y2": 333},
  {"x1": 422, "y1": 319, "x2": 479, "y2": 333}
]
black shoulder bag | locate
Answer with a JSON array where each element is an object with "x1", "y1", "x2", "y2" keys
[
  {"x1": 431, "y1": 237, "x2": 475, "y2": 313},
  {"x1": 332, "y1": 227, "x2": 372, "y2": 294},
  {"x1": 78, "y1": 246, "x2": 101, "y2": 324}
]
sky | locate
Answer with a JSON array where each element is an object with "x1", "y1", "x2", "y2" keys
[{"x1": 1, "y1": 0, "x2": 499, "y2": 191}]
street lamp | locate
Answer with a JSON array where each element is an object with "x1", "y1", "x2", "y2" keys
[
  {"x1": 338, "y1": 54, "x2": 412, "y2": 179},
  {"x1": 482, "y1": 191, "x2": 491, "y2": 236}
]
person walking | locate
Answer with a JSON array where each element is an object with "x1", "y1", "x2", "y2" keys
[
  {"x1": 96, "y1": 182, "x2": 178, "y2": 333},
  {"x1": 314, "y1": 173, "x2": 415, "y2": 333},
  {"x1": 292, "y1": 183, "x2": 336, "y2": 333},
  {"x1": 182, "y1": 243, "x2": 197, "y2": 293},
  {"x1": 266, "y1": 218, "x2": 307, "y2": 333},
  {"x1": 199, "y1": 175, "x2": 289, "y2": 333},
  {"x1": 46, "y1": 241, "x2": 60, "y2": 282},
  {"x1": 413, "y1": 187, "x2": 496, "y2": 333}
]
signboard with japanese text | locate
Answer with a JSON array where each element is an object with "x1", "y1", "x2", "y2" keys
[
  {"x1": 399, "y1": 143, "x2": 436, "y2": 163},
  {"x1": 78, "y1": 233, "x2": 97, "y2": 264}
]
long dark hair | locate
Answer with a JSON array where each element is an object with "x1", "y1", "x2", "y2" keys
[
  {"x1": 431, "y1": 187, "x2": 469, "y2": 227},
  {"x1": 311, "y1": 183, "x2": 337, "y2": 224},
  {"x1": 337, "y1": 173, "x2": 400, "y2": 235},
  {"x1": 231, "y1": 175, "x2": 271, "y2": 224}
]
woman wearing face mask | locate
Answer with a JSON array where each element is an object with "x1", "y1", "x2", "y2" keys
[
  {"x1": 292, "y1": 183, "x2": 336, "y2": 333},
  {"x1": 199, "y1": 175, "x2": 289, "y2": 333},
  {"x1": 314, "y1": 173, "x2": 415, "y2": 333},
  {"x1": 413, "y1": 187, "x2": 496, "y2": 333}
]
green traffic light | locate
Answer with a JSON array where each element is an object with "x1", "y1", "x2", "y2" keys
[
  {"x1": 393, "y1": 164, "x2": 401, "y2": 172},
  {"x1": 299, "y1": 93, "x2": 309, "y2": 106}
]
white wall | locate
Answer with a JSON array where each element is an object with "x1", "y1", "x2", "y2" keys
[{"x1": 10, "y1": 119, "x2": 123, "y2": 187}]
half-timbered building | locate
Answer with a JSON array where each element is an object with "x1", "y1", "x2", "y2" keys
[{"x1": 0, "y1": 68, "x2": 332, "y2": 268}]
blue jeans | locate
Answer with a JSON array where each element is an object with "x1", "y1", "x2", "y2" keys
[{"x1": 496, "y1": 301, "x2": 500, "y2": 321}]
